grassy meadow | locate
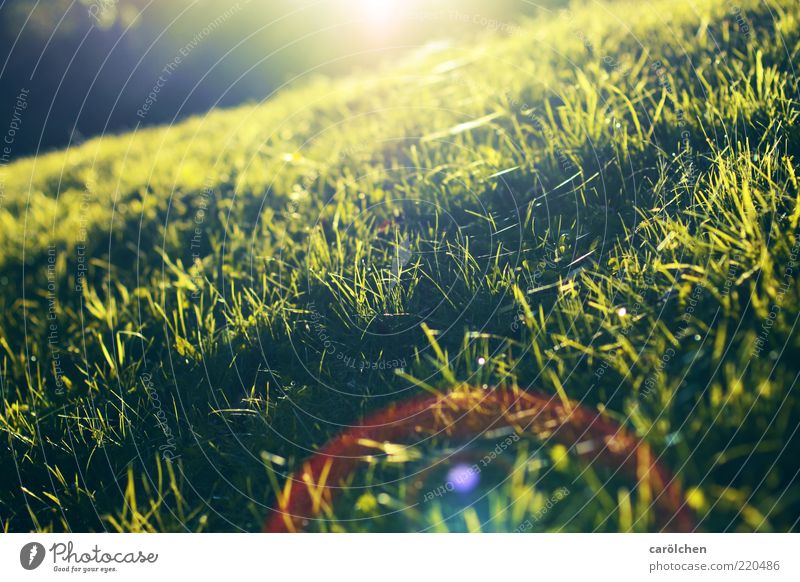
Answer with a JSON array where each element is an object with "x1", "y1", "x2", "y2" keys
[{"x1": 1, "y1": 0, "x2": 800, "y2": 532}]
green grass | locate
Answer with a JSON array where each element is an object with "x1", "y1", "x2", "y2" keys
[{"x1": 2, "y1": 0, "x2": 800, "y2": 532}]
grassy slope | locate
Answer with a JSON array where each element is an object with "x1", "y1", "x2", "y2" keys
[{"x1": 1, "y1": 0, "x2": 800, "y2": 532}]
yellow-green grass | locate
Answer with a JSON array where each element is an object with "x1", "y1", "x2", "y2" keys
[{"x1": 1, "y1": 0, "x2": 800, "y2": 531}]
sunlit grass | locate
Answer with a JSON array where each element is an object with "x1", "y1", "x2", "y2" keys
[{"x1": 1, "y1": 0, "x2": 799, "y2": 532}]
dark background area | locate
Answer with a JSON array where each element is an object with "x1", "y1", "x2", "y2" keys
[{"x1": 0, "y1": 0, "x2": 564, "y2": 160}]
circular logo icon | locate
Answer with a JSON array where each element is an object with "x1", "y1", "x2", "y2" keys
[{"x1": 20, "y1": 542, "x2": 46, "y2": 570}]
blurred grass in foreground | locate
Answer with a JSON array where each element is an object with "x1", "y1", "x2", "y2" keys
[{"x1": 1, "y1": 0, "x2": 800, "y2": 532}]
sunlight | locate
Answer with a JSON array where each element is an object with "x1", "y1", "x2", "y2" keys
[{"x1": 359, "y1": 0, "x2": 400, "y2": 27}]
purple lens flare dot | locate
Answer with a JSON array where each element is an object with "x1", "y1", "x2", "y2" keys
[{"x1": 447, "y1": 463, "x2": 480, "y2": 493}]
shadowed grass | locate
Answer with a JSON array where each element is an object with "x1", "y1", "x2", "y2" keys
[{"x1": 1, "y1": 0, "x2": 800, "y2": 532}]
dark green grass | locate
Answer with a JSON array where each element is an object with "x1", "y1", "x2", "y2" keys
[{"x1": 2, "y1": 0, "x2": 800, "y2": 532}]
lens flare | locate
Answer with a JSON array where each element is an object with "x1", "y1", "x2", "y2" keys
[
  {"x1": 447, "y1": 463, "x2": 480, "y2": 494},
  {"x1": 360, "y1": 0, "x2": 399, "y2": 26}
]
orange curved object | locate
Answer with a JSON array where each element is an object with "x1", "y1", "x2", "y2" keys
[{"x1": 264, "y1": 386, "x2": 694, "y2": 532}]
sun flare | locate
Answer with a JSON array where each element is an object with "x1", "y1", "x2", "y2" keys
[{"x1": 360, "y1": 0, "x2": 400, "y2": 26}]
